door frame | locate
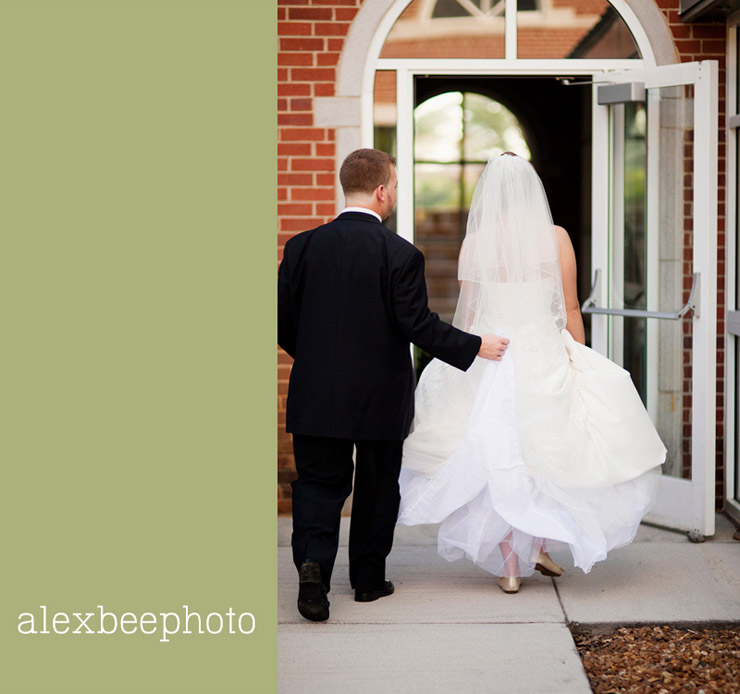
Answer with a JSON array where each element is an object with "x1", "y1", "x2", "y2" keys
[{"x1": 591, "y1": 61, "x2": 718, "y2": 536}]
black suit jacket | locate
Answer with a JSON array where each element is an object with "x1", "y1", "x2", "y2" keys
[{"x1": 278, "y1": 211, "x2": 481, "y2": 441}]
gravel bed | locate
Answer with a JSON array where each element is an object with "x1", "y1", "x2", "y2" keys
[{"x1": 571, "y1": 624, "x2": 740, "y2": 694}]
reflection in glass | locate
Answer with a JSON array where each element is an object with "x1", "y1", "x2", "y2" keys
[
  {"x1": 416, "y1": 163, "x2": 463, "y2": 210},
  {"x1": 463, "y1": 93, "x2": 530, "y2": 161},
  {"x1": 373, "y1": 70, "x2": 397, "y2": 233},
  {"x1": 653, "y1": 84, "x2": 694, "y2": 480},
  {"x1": 432, "y1": 0, "x2": 466, "y2": 18},
  {"x1": 519, "y1": 0, "x2": 639, "y2": 59},
  {"x1": 415, "y1": 93, "x2": 464, "y2": 163},
  {"x1": 561, "y1": 3, "x2": 639, "y2": 59},
  {"x1": 622, "y1": 102, "x2": 647, "y2": 402},
  {"x1": 611, "y1": 87, "x2": 693, "y2": 481},
  {"x1": 373, "y1": 71, "x2": 397, "y2": 158},
  {"x1": 381, "y1": 0, "x2": 638, "y2": 60},
  {"x1": 381, "y1": 0, "x2": 505, "y2": 60},
  {"x1": 464, "y1": 163, "x2": 487, "y2": 205},
  {"x1": 432, "y1": 0, "x2": 512, "y2": 17}
]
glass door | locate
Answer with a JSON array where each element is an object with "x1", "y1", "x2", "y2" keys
[{"x1": 589, "y1": 61, "x2": 718, "y2": 537}]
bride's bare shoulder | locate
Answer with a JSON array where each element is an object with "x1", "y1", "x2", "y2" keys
[{"x1": 553, "y1": 225, "x2": 574, "y2": 250}]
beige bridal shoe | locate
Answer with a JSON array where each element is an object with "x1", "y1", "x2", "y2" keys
[
  {"x1": 535, "y1": 550, "x2": 565, "y2": 577},
  {"x1": 498, "y1": 576, "x2": 521, "y2": 594}
]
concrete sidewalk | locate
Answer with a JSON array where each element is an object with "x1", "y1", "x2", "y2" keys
[{"x1": 278, "y1": 515, "x2": 740, "y2": 694}]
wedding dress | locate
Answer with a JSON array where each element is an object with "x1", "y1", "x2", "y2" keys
[{"x1": 398, "y1": 154, "x2": 665, "y2": 578}]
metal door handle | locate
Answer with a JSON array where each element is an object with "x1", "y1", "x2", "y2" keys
[{"x1": 581, "y1": 269, "x2": 700, "y2": 319}]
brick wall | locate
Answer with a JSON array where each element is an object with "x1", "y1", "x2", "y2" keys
[{"x1": 278, "y1": 0, "x2": 362, "y2": 513}]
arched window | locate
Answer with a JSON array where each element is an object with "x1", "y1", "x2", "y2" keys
[{"x1": 415, "y1": 91, "x2": 529, "y2": 218}]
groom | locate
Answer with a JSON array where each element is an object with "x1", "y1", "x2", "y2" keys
[{"x1": 278, "y1": 148, "x2": 508, "y2": 621}]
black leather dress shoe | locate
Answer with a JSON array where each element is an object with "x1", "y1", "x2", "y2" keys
[
  {"x1": 297, "y1": 559, "x2": 329, "y2": 622},
  {"x1": 354, "y1": 580, "x2": 394, "y2": 603}
]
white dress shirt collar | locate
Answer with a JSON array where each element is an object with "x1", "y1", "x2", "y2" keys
[{"x1": 340, "y1": 207, "x2": 382, "y2": 223}]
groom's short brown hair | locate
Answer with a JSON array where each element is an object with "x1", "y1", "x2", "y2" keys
[{"x1": 340, "y1": 149, "x2": 396, "y2": 196}]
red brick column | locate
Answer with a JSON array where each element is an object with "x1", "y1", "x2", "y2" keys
[{"x1": 277, "y1": 0, "x2": 362, "y2": 514}]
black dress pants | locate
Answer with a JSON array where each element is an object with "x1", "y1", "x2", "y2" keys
[{"x1": 291, "y1": 434, "x2": 403, "y2": 593}]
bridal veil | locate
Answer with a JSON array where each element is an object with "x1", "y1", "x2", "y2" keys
[{"x1": 453, "y1": 153, "x2": 566, "y2": 335}]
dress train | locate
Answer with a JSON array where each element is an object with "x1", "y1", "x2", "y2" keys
[{"x1": 398, "y1": 326, "x2": 664, "y2": 578}]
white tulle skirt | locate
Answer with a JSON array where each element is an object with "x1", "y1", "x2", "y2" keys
[{"x1": 398, "y1": 324, "x2": 665, "y2": 577}]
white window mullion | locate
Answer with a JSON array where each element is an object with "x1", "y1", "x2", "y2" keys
[{"x1": 505, "y1": 0, "x2": 517, "y2": 60}]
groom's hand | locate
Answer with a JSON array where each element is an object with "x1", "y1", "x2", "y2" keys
[{"x1": 478, "y1": 334, "x2": 509, "y2": 361}]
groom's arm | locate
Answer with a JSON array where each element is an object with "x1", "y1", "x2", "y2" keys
[
  {"x1": 277, "y1": 251, "x2": 296, "y2": 358},
  {"x1": 391, "y1": 249, "x2": 481, "y2": 371}
]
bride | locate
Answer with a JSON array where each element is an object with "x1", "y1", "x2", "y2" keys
[{"x1": 397, "y1": 152, "x2": 666, "y2": 593}]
